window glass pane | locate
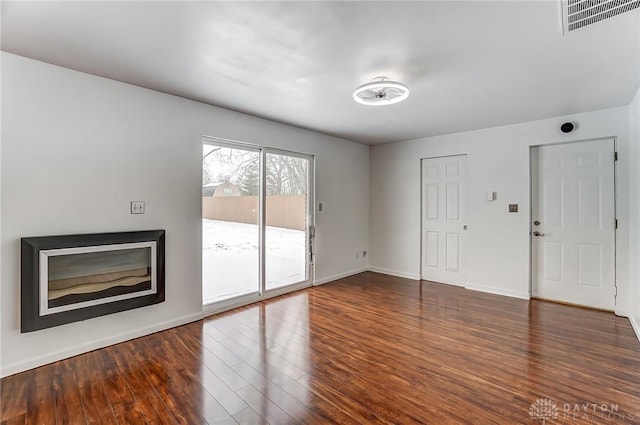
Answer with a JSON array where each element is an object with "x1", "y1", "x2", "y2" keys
[
  {"x1": 202, "y1": 145, "x2": 260, "y2": 304},
  {"x1": 265, "y1": 153, "x2": 308, "y2": 290}
]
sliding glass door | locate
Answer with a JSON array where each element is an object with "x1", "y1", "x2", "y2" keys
[
  {"x1": 202, "y1": 138, "x2": 313, "y2": 308},
  {"x1": 202, "y1": 144, "x2": 261, "y2": 304},
  {"x1": 265, "y1": 152, "x2": 309, "y2": 290}
]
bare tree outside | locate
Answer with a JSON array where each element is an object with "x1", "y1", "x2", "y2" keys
[
  {"x1": 203, "y1": 146, "x2": 258, "y2": 191},
  {"x1": 266, "y1": 153, "x2": 307, "y2": 196},
  {"x1": 203, "y1": 146, "x2": 307, "y2": 196}
]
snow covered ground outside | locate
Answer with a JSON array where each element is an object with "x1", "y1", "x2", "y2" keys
[{"x1": 202, "y1": 219, "x2": 306, "y2": 304}]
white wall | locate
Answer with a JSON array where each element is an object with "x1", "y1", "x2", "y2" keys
[
  {"x1": 1, "y1": 53, "x2": 370, "y2": 376},
  {"x1": 0, "y1": 6, "x2": 4, "y2": 372},
  {"x1": 629, "y1": 86, "x2": 640, "y2": 338},
  {"x1": 370, "y1": 107, "x2": 631, "y2": 305}
]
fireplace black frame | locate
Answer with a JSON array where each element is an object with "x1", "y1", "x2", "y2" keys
[{"x1": 21, "y1": 230, "x2": 165, "y2": 333}]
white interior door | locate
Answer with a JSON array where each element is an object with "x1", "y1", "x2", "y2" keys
[
  {"x1": 531, "y1": 139, "x2": 616, "y2": 310},
  {"x1": 421, "y1": 155, "x2": 467, "y2": 285}
]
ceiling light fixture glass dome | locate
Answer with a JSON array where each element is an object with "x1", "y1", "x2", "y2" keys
[{"x1": 352, "y1": 76, "x2": 409, "y2": 106}]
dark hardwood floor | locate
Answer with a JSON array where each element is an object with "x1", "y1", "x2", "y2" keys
[{"x1": 2, "y1": 272, "x2": 640, "y2": 424}]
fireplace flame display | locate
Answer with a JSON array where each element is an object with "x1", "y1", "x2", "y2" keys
[
  {"x1": 48, "y1": 267, "x2": 150, "y2": 300},
  {"x1": 47, "y1": 248, "x2": 152, "y2": 308}
]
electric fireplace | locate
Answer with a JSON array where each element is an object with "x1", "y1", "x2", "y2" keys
[{"x1": 21, "y1": 230, "x2": 165, "y2": 332}]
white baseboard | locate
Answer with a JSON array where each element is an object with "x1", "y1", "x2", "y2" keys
[
  {"x1": 465, "y1": 282, "x2": 531, "y2": 300},
  {"x1": 314, "y1": 267, "x2": 369, "y2": 286},
  {"x1": 0, "y1": 311, "x2": 204, "y2": 378},
  {"x1": 367, "y1": 267, "x2": 420, "y2": 281},
  {"x1": 614, "y1": 308, "x2": 629, "y2": 318},
  {"x1": 630, "y1": 315, "x2": 640, "y2": 343},
  {"x1": 428, "y1": 279, "x2": 466, "y2": 288}
]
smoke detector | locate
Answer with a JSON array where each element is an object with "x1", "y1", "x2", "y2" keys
[{"x1": 353, "y1": 77, "x2": 410, "y2": 106}]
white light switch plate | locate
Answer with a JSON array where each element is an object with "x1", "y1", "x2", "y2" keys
[{"x1": 131, "y1": 201, "x2": 145, "y2": 214}]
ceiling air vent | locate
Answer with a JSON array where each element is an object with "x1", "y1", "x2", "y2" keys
[{"x1": 563, "y1": 0, "x2": 640, "y2": 32}]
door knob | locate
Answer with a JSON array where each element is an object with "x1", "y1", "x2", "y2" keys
[{"x1": 533, "y1": 231, "x2": 545, "y2": 237}]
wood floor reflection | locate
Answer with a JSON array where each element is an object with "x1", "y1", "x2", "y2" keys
[{"x1": 2, "y1": 272, "x2": 640, "y2": 424}]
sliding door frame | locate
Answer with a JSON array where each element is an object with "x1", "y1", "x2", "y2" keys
[{"x1": 202, "y1": 136, "x2": 315, "y2": 316}]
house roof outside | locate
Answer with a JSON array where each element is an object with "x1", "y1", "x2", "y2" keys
[{"x1": 202, "y1": 182, "x2": 240, "y2": 197}]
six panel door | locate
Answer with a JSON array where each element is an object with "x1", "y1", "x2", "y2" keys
[
  {"x1": 421, "y1": 155, "x2": 467, "y2": 286},
  {"x1": 531, "y1": 139, "x2": 616, "y2": 310}
]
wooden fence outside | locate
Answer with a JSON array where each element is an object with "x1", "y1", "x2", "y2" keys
[{"x1": 203, "y1": 195, "x2": 306, "y2": 231}]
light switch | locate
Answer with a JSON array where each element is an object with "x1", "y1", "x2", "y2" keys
[{"x1": 131, "y1": 201, "x2": 145, "y2": 214}]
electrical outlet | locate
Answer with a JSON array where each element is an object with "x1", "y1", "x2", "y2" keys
[{"x1": 131, "y1": 201, "x2": 145, "y2": 214}]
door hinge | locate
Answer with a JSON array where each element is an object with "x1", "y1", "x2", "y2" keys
[{"x1": 614, "y1": 151, "x2": 618, "y2": 161}]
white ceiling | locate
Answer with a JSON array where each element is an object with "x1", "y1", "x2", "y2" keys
[{"x1": 2, "y1": 1, "x2": 639, "y2": 145}]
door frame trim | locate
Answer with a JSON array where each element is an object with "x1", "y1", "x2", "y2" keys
[{"x1": 528, "y1": 136, "x2": 618, "y2": 308}]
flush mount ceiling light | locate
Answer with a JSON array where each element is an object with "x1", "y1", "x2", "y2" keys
[{"x1": 352, "y1": 76, "x2": 410, "y2": 106}]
